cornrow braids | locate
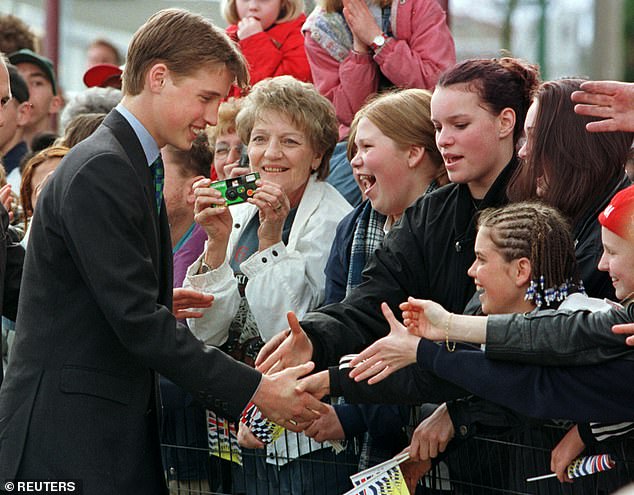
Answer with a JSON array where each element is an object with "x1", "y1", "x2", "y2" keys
[{"x1": 477, "y1": 201, "x2": 583, "y2": 307}]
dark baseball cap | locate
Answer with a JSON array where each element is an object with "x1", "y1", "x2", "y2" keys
[
  {"x1": 8, "y1": 48, "x2": 57, "y2": 95},
  {"x1": 7, "y1": 64, "x2": 29, "y2": 103}
]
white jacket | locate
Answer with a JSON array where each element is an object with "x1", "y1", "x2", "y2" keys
[
  {"x1": 185, "y1": 176, "x2": 352, "y2": 345},
  {"x1": 184, "y1": 177, "x2": 351, "y2": 466}
]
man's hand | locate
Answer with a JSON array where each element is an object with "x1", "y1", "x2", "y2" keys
[
  {"x1": 172, "y1": 288, "x2": 213, "y2": 319},
  {"x1": 256, "y1": 311, "x2": 313, "y2": 374},
  {"x1": 348, "y1": 303, "x2": 419, "y2": 384},
  {"x1": 304, "y1": 404, "x2": 345, "y2": 443},
  {"x1": 551, "y1": 425, "x2": 585, "y2": 483},
  {"x1": 409, "y1": 403, "x2": 455, "y2": 461},
  {"x1": 252, "y1": 361, "x2": 328, "y2": 431},
  {"x1": 571, "y1": 80, "x2": 634, "y2": 132},
  {"x1": 612, "y1": 323, "x2": 634, "y2": 346}
]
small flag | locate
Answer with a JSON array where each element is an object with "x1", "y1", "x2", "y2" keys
[
  {"x1": 568, "y1": 454, "x2": 615, "y2": 479},
  {"x1": 207, "y1": 410, "x2": 242, "y2": 465},
  {"x1": 346, "y1": 452, "x2": 410, "y2": 495},
  {"x1": 240, "y1": 402, "x2": 284, "y2": 444},
  {"x1": 526, "y1": 454, "x2": 615, "y2": 482}
]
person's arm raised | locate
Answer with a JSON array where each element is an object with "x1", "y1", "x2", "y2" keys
[{"x1": 571, "y1": 80, "x2": 634, "y2": 132}]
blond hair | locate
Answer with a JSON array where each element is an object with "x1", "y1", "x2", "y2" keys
[
  {"x1": 222, "y1": 0, "x2": 304, "y2": 25},
  {"x1": 123, "y1": 8, "x2": 249, "y2": 95},
  {"x1": 206, "y1": 97, "x2": 243, "y2": 146},
  {"x1": 236, "y1": 76, "x2": 337, "y2": 180}
]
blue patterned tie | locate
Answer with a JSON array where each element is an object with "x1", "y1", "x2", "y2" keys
[{"x1": 150, "y1": 154, "x2": 164, "y2": 213}]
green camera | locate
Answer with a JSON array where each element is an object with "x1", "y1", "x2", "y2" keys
[{"x1": 210, "y1": 172, "x2": 260, "y2": 206}]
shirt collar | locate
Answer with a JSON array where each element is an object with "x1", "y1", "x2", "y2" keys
[{"x1": 116, "y1": 103, "x2": 160, "y2": 167}]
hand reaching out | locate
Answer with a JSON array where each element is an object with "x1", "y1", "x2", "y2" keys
[
  {"x1": 401, "y1": 297, "x2": 450, "y2": 341},
  {"x1": 256, "y1": 311, "x2": 314, "y2": 374},
  {"x1": 571, "y1": 81, "x2": 634, "y2": 133},
  {"x1": 612, "y1": 323, "x2": 634, "y2": 346},
  {"x1": 347, "y1": 303, "x2": 419, "y2": 384},
  {"x1": 172, "y1": 288, "x2": 213, "y2": 319},
  {"x1": 297, "y1": 369, "x2": 330, "y2": 400},
  {"x1": 303, "y1": 404, "x2": 345, "y2": 443},
  {"x1": 252, "y1": 361, "x2": 328, "y2": 431}
]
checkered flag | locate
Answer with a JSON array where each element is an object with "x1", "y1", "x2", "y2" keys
[{"x1": 240, "y1": 402, "x2": 284, "y2": 444}]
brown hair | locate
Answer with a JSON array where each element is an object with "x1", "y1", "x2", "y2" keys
[
  {"x1": 222, "y1": 0, "x2": 304, "y2": 25},
  {"x1": 123, "y1": 8, "x2": 249, "y2": 96},
  {"x1": 21, "y1": 146, "x2": 69, "y2": 221},
  {"x1": 347, "y1": 89, "x2": 444, "y2": 173},
  {"x1": 437, "y1": 57, "x2": 540, "y2": 145},
  {"x1": 477, "y1": 201, "x2": 581, "y2": 307},
  {"x1": 88, "y1": 38, "x2": 122, "y2": 65},
  {"x1": 0, "y1": 15, "x2": 37, "y2": 54},
  {"x1": 236, "y1": 76, "x2": 338, "y2": 180},
  {"x1": 507, "y1": 78, "x2": 634, "y2": 226},
  {"x1": 163, "y1": 132, "x2": 213, "y2": 179}
]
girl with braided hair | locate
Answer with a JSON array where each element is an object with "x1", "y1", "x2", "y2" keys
[{"x1": 299, "y1": 201, "x2": 589, "y2": 492}]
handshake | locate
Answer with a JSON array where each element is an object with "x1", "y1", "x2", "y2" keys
[{"x1": 247, "y1": 312, "x2": 331, "y2": 438}]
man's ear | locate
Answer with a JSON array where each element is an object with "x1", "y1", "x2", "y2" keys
[
  {"x1": 498, "y1": 107, "x2": 516, "y2": 140},
  {"x1": 17, "y1": 102, "x2": 32, "y2": 127},
  {"x1": 186, "y1": 175, "x2": 205, "y2": 205},
  {"x1": 515, "y1": 257, "x2": 532, "y2": 287},
  {"x1": 147, "y1": 63, "x2": 169, "y2": 93},
  {"x1": 48, "y1": 95, "x2": 63, "y2": 116}
]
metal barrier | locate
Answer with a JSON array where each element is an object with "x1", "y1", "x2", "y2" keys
[{"x1": 161, "y1": 406, "x2": 634, "y2": 495}]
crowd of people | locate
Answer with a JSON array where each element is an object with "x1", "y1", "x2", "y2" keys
[{"x1": 0, "y1": 2, "x2": 633, "y2": 495}]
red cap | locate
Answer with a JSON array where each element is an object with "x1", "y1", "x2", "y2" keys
[
  {"x1": 598, "y1": 184, "x2": 634, "y2": 240},
  {"x1": 83, "y1": 63, "x2": 123, "y2": 88}
]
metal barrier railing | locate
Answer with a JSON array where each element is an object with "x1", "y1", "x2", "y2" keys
[{"x1": 161, "y1": 406, "x2": 634, "y2": 495}]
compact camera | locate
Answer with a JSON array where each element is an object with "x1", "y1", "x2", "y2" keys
[{"x1": 210, "y1": 172, "x2": 260, "y2": 206}]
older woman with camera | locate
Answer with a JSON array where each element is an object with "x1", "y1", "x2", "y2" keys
[{"x1": 183, "y1": 76, "x2": 352, "y2": 494}]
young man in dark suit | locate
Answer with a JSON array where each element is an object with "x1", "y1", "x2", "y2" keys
[{"x1": 0, "y1": 10, "x2": 325, "y2": 494}]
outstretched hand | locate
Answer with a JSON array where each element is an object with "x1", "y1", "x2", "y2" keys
[
  {"x1": 296, "y1": 369, "x2": 330, "y2": 400},
  {"x1": 172, "y1": 288, "x2": 213, "y2": 319},
  {"x1": 347, "y1": 303, "x2": 419, "y2": 384},
  {"x1": 256, "y1": 311, "x2": 313, "y2": 374},
  {"x1": 401, "y1": 297, "x2": 449, "y2": 341},
  {"x1": 253, "y1": 361, "x2": 328, "y2": 432},
  {"x1": 612, "y1": 323, "x2": 634, "y2": 346},
  {"x1": 571, "y1": 80, "x2": 634, "y2": 132}
]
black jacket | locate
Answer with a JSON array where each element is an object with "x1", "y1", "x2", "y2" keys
[{"x1": 304, "y1": 158, "x2": 519, "y2": 369}]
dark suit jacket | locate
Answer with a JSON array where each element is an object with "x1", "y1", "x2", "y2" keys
[{"x1": 0, "y1": 110, "x2": 261, "y2": 494}]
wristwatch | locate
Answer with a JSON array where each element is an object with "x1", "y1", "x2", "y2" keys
[{"x1": 370, "y1": 33, "x2": 389, "y2": 52}]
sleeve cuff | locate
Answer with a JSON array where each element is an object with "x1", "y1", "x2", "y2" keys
[
  {"x1": 240, "y1": 241, "x2": 287, "y2": 278},
  {"x1": 185, "y1": 252, "x2": 233, "y2": 290}
]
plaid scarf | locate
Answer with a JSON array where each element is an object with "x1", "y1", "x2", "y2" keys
[{"x1": 346, "y1": 201, "x2": 387, "y2": 293}]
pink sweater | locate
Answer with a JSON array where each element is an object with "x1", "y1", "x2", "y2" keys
[{"x1": 304, "y1": 0, "x2": 455, "y2": 139}]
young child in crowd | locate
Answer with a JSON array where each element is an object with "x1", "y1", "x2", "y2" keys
[{"x1": 223, "y1": 0, "x2": 311, "y2": 97}]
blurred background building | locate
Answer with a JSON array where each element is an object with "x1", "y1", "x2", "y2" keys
[{"x1": 1, "y1": 0, "x2": 629, "y2": 97}]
